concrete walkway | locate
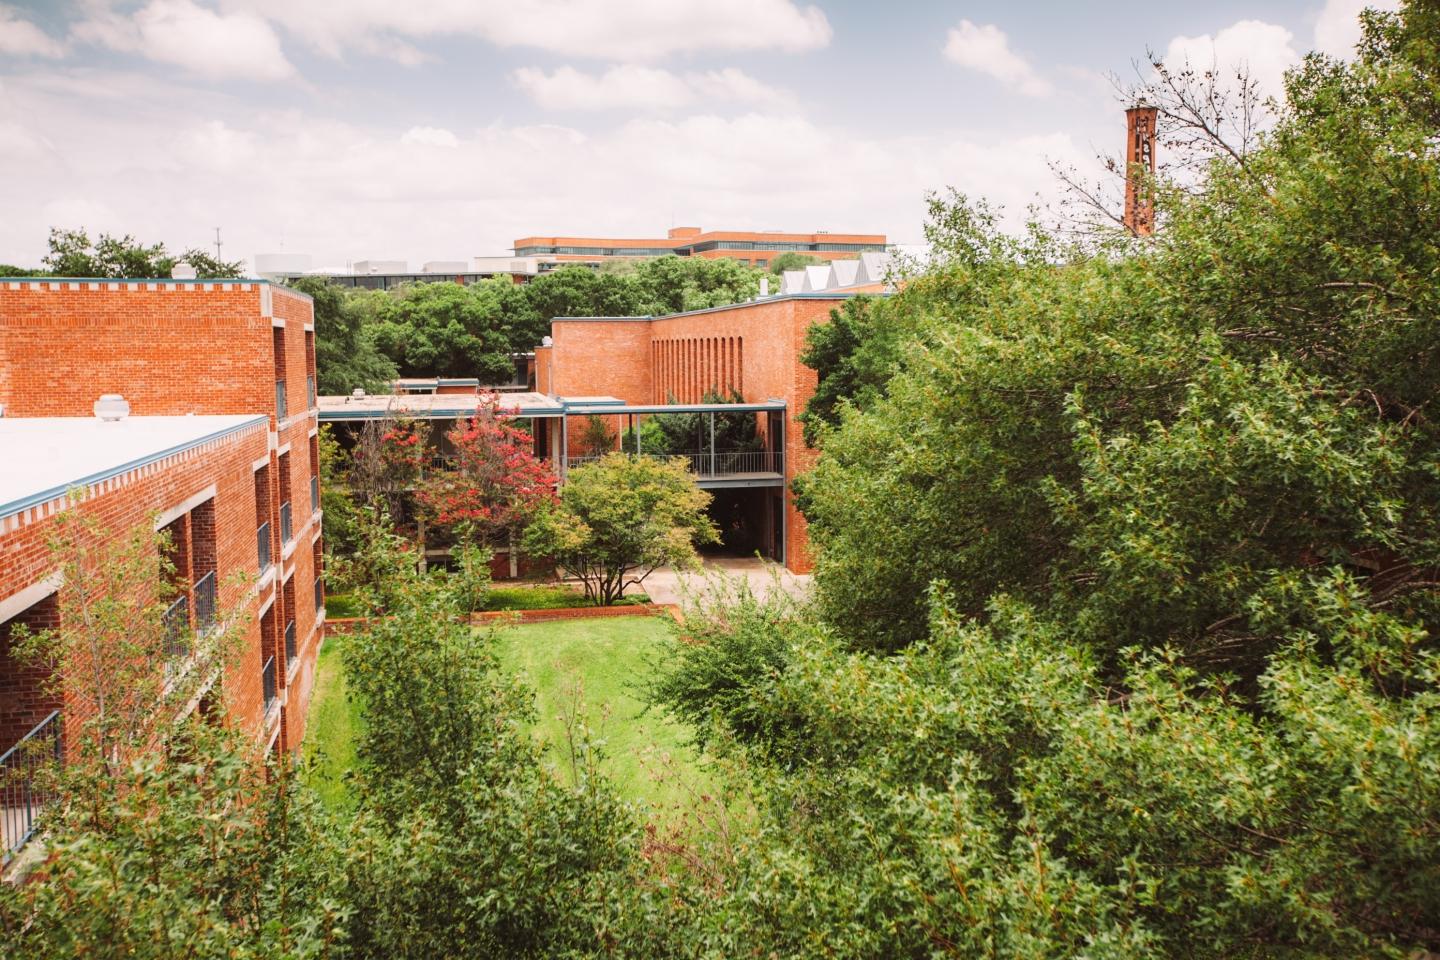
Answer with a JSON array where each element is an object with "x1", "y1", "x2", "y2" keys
[{"x1": 633, "y1": 556, "x2": 811, "y2": 607}]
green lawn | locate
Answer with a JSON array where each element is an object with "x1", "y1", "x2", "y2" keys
[
  {"x1": 302, "y1": 635, "x2": 364, "y2": 811},
  {"x1": 323, "y1": 592, "x2": 364, "y2": 618},
  {"x1": 492, "y1": 616, "x2": 714, "y2": 817}
]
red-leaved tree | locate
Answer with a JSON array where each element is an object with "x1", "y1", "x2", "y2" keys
[{"x1": 418, "y1": 393, "x2": 557, "y2": 549}]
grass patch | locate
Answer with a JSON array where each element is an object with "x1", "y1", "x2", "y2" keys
[
  {"x1": 324, "y1": 592, "x2": 364, "y2": 618},
  {"x1": 302, "y1": 635, "x2": 365, "y2": 811},
  {"x1": 492, "y1": 617, "x2": 712, "y2": 815},
  {"x1": 484, "y1": 584, "x2": 586, "y2": 611},
  {"x1": 485, "y1": 584, "x2": 650, "y2": 611},
  {"x1": 326, "y1": 584, "x2": 652, "y2": 617}
]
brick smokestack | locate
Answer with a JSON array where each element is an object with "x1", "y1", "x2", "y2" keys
[{"x1": 1123, "y1": 104, "x2": 1158, "y2": 236}]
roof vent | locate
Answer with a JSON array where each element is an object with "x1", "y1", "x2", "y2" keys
[
  {"x1": 352, "y1": 387, "x2": 366, "y2": 398},
  {"x1": 94, "y1": 394, "x2": 130, "y2": 422},
  {"x1": 170, "y1": 261, "x2": 197, "y2": 280}
]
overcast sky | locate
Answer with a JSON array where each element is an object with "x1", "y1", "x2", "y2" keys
[{"x1": 0, "y1": 0, "x2": 1396, "y2": 272}]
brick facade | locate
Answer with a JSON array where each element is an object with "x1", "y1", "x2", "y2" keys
[
  {"x1": 542, "y1": 295, "x2": 853, "y2": 573},
  {"x1": 0, "y1": 279, "x2": 325, "y2": 757}
]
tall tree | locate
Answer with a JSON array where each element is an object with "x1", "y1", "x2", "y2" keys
[
  {"x1": 286, "y1": 276, "x2": 397, "y2": 396},
  {"x1": 41, "y1": 228, "x2": 244, "y2": 279}
]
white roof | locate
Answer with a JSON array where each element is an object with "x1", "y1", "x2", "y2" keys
[
  {"x1": 802, "y1": 265, "x2": 831, "y2": 292},
  {"x1": 780, "y1": 269, "x2": 807, "y2": 295},
  {"x1": 855, "y1": 251, "x2": 893, "y2": 285},
  {"x1": 829, "y1": 259, "x2": 860, "y2": 287},
  {"x1": 0, "y1": 415, "x2": 266, "y2": 520}
]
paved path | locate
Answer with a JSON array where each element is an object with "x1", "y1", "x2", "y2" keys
[{"x1": 632, "y1": 556, "x2": 811, "y2": 607}]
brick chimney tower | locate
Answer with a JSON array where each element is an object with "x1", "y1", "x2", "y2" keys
[{"x1": 1123, "y1": 104, "x2": 1159, "y2": 236}]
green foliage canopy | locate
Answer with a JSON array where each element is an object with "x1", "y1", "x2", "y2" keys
[{"x1": 525, "y1": 453, "x2": 717, "y2": 605}]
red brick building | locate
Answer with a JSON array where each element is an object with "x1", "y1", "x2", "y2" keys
[
  {"x1": 0, "y1": 278, "x2": 325, "y2": 856},
  {"x1": 535, "y1": 293, "x2": 861, "y2": 573}
]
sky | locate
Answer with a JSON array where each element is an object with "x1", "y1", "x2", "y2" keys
[{"x1": 0, "y1": 0, "x2": 1398, "y2": 272}]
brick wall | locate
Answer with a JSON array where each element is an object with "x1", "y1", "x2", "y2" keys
[
  {"x1": 0, "y1": 279, "x2": 325, "y2": 754},
  {"x1": 541, "y1": 295, "x2": 851, "y2": 574},
  {"x1": 0, "y1": 593, "x2": 60, "y2": 749},
  {"x1": 0, "y1": 421, "x2": 276, "y2": 752}
]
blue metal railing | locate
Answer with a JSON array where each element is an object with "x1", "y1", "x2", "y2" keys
[
  {"x1": 162, "y1": 593, "x2": 189, "y2": 659},
  {"x1": 275, "y1": 380, "x2": 288, "y2": 421},
  {"x1": 279, "y1": 501, "x2": 292, "y2": 545},
  {"x1": 257, "y1": 521, "x2": 272, "y2": 572},
  {"x1": 1, "y1": 710, "x2": 62, "y2": 864},
  {"x1": 193, "y1": 570, "x2": 216, "y2": 634},
  {"x1": 262, "y1": 657, "x2": 277, "y2": 711}
]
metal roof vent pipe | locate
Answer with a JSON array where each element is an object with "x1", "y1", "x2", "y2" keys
[
  {"x1": 170, "y1": 261, "x2": 198, "y2": 280},
  {"x1": 94, "y1": 394, "x2": 130, "y2": 422}
]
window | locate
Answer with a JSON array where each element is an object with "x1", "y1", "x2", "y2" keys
[
  {"x1": 304, "y1": 330, "x2": 316, "y2": 410},
  {"x1": 309, "y1": 435, "x2": 320, "y2": 512},
  {"x1": 277, "y1": 452, "x2": 292, "y2": 545},
  {"x1": 272, "y1": 326, "x2": 287, "y2": 421},
  {"x1": 254, "y1": 464, "x2": 273, "y2": 572}
]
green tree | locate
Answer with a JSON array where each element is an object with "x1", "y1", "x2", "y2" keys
[
  {"x1": 338, "y1": 526, "x2": 641, "y2": 958},
  {"x1": 522, "y1": 265, "x2": 641, "y2": 328},
  {"x1": 525, "y1": 453, "x2": 717, "y2": 604},
  {"x1": 577, "y1": 414, "x2": 618, "y2": 458},
  {"x1": 768, "y1": 252, "x2": 822, "y2": 274},
  {"x1": 647, "y1": 4, "x2": 1440, "y2": 955},
  {"x1": 41, "y1": 227, "x2": 244, "y2": 279},
  {"x1": 0, "y1": 508, "x2": 346, "y2": 960},
  {"x1": 368, "y1": 281, "x2": 520, "y2": 381},
  {"x1": 629, "y1": 255, "x2": 763, "y2": 314},
  {"x1": 286, "y1": 277, "x2": 397, "y2": 395}
]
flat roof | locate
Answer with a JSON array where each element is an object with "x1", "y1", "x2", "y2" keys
[
  {"x1": 563, "y1": 400, "x2": 785, "y2": 415},
  {"x1": 0, "y1": 415, "x2": 268, "y2": 521},
  {"x1": 319, "y1": 392, "x2": 782, "y2": 421},
  {"x1": 549, "y1": 291, "x2": 871, "y2": 331},
  {"x1": 318, "y1": 391, "x2": 565, "y2": 421}
]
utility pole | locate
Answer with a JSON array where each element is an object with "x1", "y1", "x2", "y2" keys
[{"x1": 214, "y1": 227, "x2": 223, "y2": 261}]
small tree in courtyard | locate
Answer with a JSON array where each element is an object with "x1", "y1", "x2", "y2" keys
[
  {"x1": 350, "y1": 411, "x2": 426, "y2": 532},
  {"x1": 524, "y1": 453, "x2": 717, "y2": 605},
  {"x1": 417, "y1": 394, "x2": 557, "y2": 551},
  {"x1": 577, "y1": 414, "x2": 617, "y2": 458}
]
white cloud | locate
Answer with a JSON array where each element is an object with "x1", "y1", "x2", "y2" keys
[
  {"x1": 401, "y1": 126, "x2": 459, "y2": 148},
  {"x1": 943, "y1": 20, "x2": 1051, "y2": 97},
  {"x1": 1312, "y1": 0, "x2": 1400, "y2": 58},
  {"x1": 0, "y1": 68, "x2": 1091, "y2": 272},
  {"x1": 228, "y1": 0, "x2": 831, "y2": 62},
  {"x1": 75, "y1": 0, "x2": 295, "y2": 81},
  {"x1": 0, "y1": 5, "x2": 67, "y2": 58},
  {"x1": 1164, "y1": 19, "x2": 1300, "y2": 99},
  {"x1": 511, "y1": 64, "x2": 790, "y2": 112}
]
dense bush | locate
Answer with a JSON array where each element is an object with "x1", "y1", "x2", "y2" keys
[{"x1": 643, "y1": 5, "x2": 1440, "y2": 956}]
